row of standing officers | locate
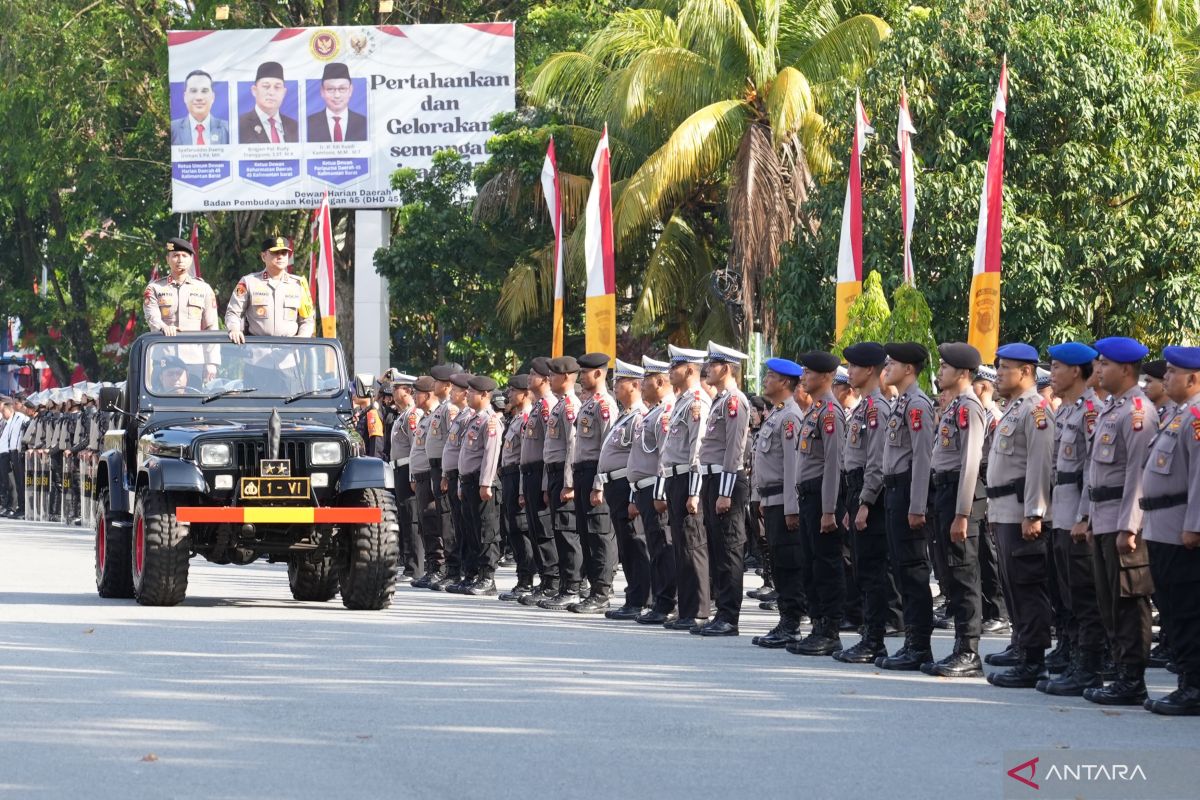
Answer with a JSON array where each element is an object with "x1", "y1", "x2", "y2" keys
[{"x1": 380, "y1": 337, "x2": 1200, "y2": 717}]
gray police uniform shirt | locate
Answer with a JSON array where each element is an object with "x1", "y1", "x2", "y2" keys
[
  {"x1": 410, "y1": 412, "x2": 434, "y2": 475},
  {"x1": 843, "y1": 389, "x2": 892, "y2": 507},
  {"x1": 1141, "y1": 393, "x2": 1200, "y2": 546},
  {"x1": 795, "y1": 391, "x2": 844, "y2": 516},
  {"x1": 657, "y1": 387, "x2": 712, "y2": 498},
  {"x1": 752, "y1": 399, "x2": 803, "y2": 515},
  {"x1": 442, "y1": 407, "x2": 474, "y2": 473},
  {"x1": 930, "y1": 387, "x2": 987, "y2": 517},
  {"x1": 594, "y1": 400, "x2": 646, "y2": 489},
  {"x1": 389, "y1": 402, "x2": 421, "y2": 467},
  {"x1": 543, "y1": 391, "x2": 580, "y2": 489},
  {"x1": 1085, "y1": 385, "x2": 1155, "y2": 536},
  {"x1": 502, "y1": 406, "x2": 528, "y2": 469},
  {"x1": 986, "y1": 387, "x2": 1054, "y2": 525},
  {"x1": 882, "y1": 381, "x2": 936, "y2": 515},
  {"x1": 425, "y1": 399, "x2": 457, "y2": 462},
  {"x1": 1157, "y1": 400, "x2": 1178, "y2": 429},
  {"x1": 574, "y1": 389, "x2": 616, "y2": 465},
  {"x1": 1051, "y1": 391, "x2": 1098, "y2": 528},
  {"x1": 698, "y1": 388, "x2": 751, "y2": 497},
  {"x1": 225, "y1": 270, "x2": 314, "y2": 337},
  {"x1": 519, "y1": 394, "x2": 552, "y2": 498},
  {"x1": 627, "y1": 397, "x2": 673, "y2": 492},
  {"x1": 459, "y1": 407, "x2": 501, "y2": 485}
]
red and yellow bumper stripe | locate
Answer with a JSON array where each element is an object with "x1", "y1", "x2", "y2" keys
[{"x1": 176, "y1": 507, "x2": 381, "y2": 525}]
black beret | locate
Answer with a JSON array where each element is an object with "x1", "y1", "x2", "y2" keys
[
  {"x1": 165, "y1": 237, "x2": 194, "y2": 255},
  {"x1": 885, "y1": 342, "x2": 929, "y2": 367},
  {"x1": 430, "y1": 365, "x2": 458, "y2": 381},
  {"x1": 938, "y1": 342, "x2": 982, "y2": 371},
  {"x1": 468, "y1": 375, "x2": 498, "y2": 392},
  {"x1": 413, "y1": 376, "x2": 436, "y2": 393},
  {"x1": 255, "y1": 61, "x2": 285, "y2": 82},
  {"x1": 842, "y1": 341, "x2": 887, "y2": 367},
  {"x1": 548, "y1": 356, "x2": 580, "y2": 375},
  {"x1": 1142, "y1": 359, "x2": 1167, "y2": 380},
  {"x1": 578, "y1": 352, "x2": 610, "y2": 370},
  {"x1": 507, "y1": 374, "x2": 531, "y2": 390},
  {"x1": 449, "y1": 372, "x2": 473, "y2": 389},
  {"x1": 799, "y1": 351, "x2": 840, "y2": 374},
  {"x1": 261, "y1": 235, "x2": 291, "y2": 253},
  {"x1": 321, "y1": 62, "x2": 351, "y2": 83},
  {"x1": 529, "y1": 356, "x2": 552, "y2": 377}
]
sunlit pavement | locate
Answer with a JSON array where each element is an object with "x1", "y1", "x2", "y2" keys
[{"x1": 0, "y1": 519, "x2": 1190, "y2": 799}]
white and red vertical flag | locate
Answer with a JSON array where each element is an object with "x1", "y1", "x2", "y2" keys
[
  {"x1": 584, "y1": 125, "x2": 615, "y2": 360},
  {"x1": 968, "y1": 58, "x2": 1008, "y2": 364},
  {"x1": 311, "y1": 193, "x2": 337, "y2": 338},
  {"x1": 835, "y1": 91, "x2": 873, "y2": 339},
  {"x1": 189, "y1": 221, "x2": 202, "y2": 279},
  {"x1": 898, "y1": 82, "x2": 917, "y2": 286},
  {"x1": 541, "y1": 136, "x2": 565, "y2": 358}
]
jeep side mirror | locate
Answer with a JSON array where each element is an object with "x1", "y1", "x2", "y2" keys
[
  {"x1": 98, "y1": 386, "x2": 122, "y2": 413},
  {"x1": 354, "y1": 373, "x2": 375, "y2": 399}
]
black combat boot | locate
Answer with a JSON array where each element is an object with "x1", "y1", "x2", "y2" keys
[
  {"x1": 752, "y1": 617, "x2": 801, "y2": 649},
  {"x1": 1083, "y1": 665, "x2": 1148, "y2": 706},
  {"x1": 988, "y1": 648, "x2": 1048, "y2": 688},
  {"x1": 922, "y1": 639, "x2": 983, "y2": 678},
  {"x1": 1147, "y1": 672, "x2": 1200, "y2": 716},
  {"x1": 1042, "y1": 648, "x2": 1104, "y2": 696},
  {"x1": 1045, "y1": 637, "x2": 1072, "y2": 674}
]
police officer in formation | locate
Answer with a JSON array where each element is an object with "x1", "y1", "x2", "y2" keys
[
  {"x1": 571, "y1": 353, "x2": 617, "y2": 613},
  {"x1": 389, "y1": 373, "x2": 424, "y2": 581}
]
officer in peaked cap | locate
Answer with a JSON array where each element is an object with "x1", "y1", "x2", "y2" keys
[
  {"x1": 418, "y1": 363, "x2": 466, "y2": 589},
  {"x1": 390, "y1": 371, "x2": 424, "y2": 581},
  {"x1": 627, "y1": 354, "x2": 678, "y2": 624},
  {"x1": 1141, "y1": 346, "x2": 1200, "y2": 714},
  {"x1": 226, "y1": 236, "x2": 315, "y2": 342},
  {"x1": 984, "y1": 342, "x2": 1056, "y2": 688},
  {"x1": 441, "y1": 373, "x2": 476, "y2": 591},
  {"x1": 1082, "y1": 337, "x2": 1156, "y2": 706},
  {"x1": 1039, "y1": 341, "x2": 1106, "y2": 696},
  {"x1": 538, "y1": 355, "x2": 586, "y2": 609},
  {"x1": 875, "y1": 342, "x2": 938, "y2": 671},
  {"x1": 517, "y1": 357, "x2": 561, "y2": 605},
  {"x1": 457, "y1": 374, "x2": 503, "y2": 595},
  {"x1": 920, "y1": 343, "x2": 988, "y2": 678},
  {"x1": 655, "y1": 343, "x2": 713, "y2": 631},
  {"x1": 498, "y1": 373, "x2": 538, "y2": 600}
]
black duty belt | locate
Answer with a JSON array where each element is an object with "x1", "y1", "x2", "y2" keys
[
  {"x1": 796, "y1": 477, "x2": 823, "y2": 496},
  {"x1": 1139, "y1": 493, "x2": 1187, "y2": 511},
  {"x1": 573, "y1": 460, "x2": 599, "y2": 472},
  {"x1": 546, "y1": 462, "x2": 566, "y2": 474},
  {"x1": 412, "y1": 471, "x2": 430, "y2": 481},
  {"x1": 883, "y1": 470, "x2": 911, "y2": 489},
  {"x1": 1089, "y1": 485, "x2": 1123, "y2": 502},
  {"x1": 932, "y1": 470, "x2": 960, "y2": 488},
  {"x1": 986, "y1": 478, "x2": 1026, "y2": 501},
  {"x1": 758, "y1": 483, "x2": 783, "y2": 499},
  {"x1": 1056, "y1": 471, "x2": 1083, "y2": 487},
  {"x1": 500, "y1": 465, "x2": 521, "y2": 477},
  {"x1": 842, "y1": 467, "x2": 864, "y2": 481}
]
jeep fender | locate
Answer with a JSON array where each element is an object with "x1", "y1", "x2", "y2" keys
[
  {"x1": 141, "y1": 456, "x2": 207, "y2": 495},
  {"x1": 96, "y1": 450, "x2": 131, "y2": 515},
  {"x1": 337, "y1": 456, "x2": 394, "y2": 492}
]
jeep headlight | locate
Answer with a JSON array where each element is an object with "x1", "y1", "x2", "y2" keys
[
  {"x1": 198, "y1": 442, "x2": 233, "y2": 468},
  {"x1": 310, "y1": 441, "x2": 342, "y2": 466}
]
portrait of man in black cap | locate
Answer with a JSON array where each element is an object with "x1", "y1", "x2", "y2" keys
[
  {"x1": 237, "y1": 62, "x2": 299, "y2": 144},
  {"x1": 306, "y1": 63, "x2": 367, "y2": 142}
]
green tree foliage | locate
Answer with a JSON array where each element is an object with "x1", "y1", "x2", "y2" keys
[
  {"x1": 776, "y1": 0, "x2": 1200, "y2": 357},
  {"x1": 833, "y1": 270, "x2": 891, "y2": 356}
]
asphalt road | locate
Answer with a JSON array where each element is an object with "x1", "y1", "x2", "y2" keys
[{"x1": 1, "y1": 519, "x2": 1195, "y2": 799}]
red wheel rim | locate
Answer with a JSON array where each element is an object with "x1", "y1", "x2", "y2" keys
[
  {"x1": 96, "y1": 514, "x2": 106, "y2": 571},
  {"x1": 134, "y1": 516, "x2": 145, "y2": 575}
]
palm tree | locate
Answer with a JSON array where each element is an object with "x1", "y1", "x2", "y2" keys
[
  {"x1": 1132, "y1": 0, "x2": 1200, "y2": 96},
  {"x1": 491, "y1": 0, "x2": 889, "y2": 346}
]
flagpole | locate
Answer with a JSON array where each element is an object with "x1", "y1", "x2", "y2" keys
[
  {"x1": 584, "y1": 125, "x2": 616, "y2": 359},
  {"x1": 898, "y1": 80, "x2": 917, "y2": 287},
  {"x1": 835, "y1": 92, "x2": 873, "y2": 340},
  {"x1": 541, "y1": 137, "x2": 565, "y2": 357},
  {"x1": 967, "y1": 56, "x2": 1008, "y2": 364}
]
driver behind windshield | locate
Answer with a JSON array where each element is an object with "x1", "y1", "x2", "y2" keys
[{"x1": 154, "y1": 356, "x2": 191, "y2": 395}]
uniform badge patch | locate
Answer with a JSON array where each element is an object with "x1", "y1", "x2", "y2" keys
[
  {"x1": 692, "y1": 401, "x2": 701, "y2": 421},
  {"x1": 909, "y1": 408, "x2": 923, "y2": 431},
  {"x1": 566, "y1": 404, "x2": 577, "y2": 424},
  {"x1": 581, "y1": 416, "x2": 591, "y2": 435},
  {"x1": 785, "y1": 421, "x2": 796, "y2": 440},
  {"x1": 598, "y1": 396, "x2": 611, "y2": 421},
  {"x1": 408, "y1": 413, "x2": 418, "y2": 431},
  {"x1": 867, "y1": 405, "x2": 879, "y2": 429},
  {"x1": 488, "y1": 417, "x2": 498, "y2": 436},
  {"x1": 958, "y1": 405, "x2": 970, "y2": 429},
  {"x1": 1191, "y1": 407, "x2": 1200, "y2": 441},
  {"x1": 1132, "y1": 397, "x2": 1145, "y2": 431},
  {"x1": 1032, "y1": 404, "x2": 1048, "y2": 430},
  {"x1": 823, "y1": 411, "x2": 835, "y2": 435},
  {"x1": 727, "y1": 396, "x2": 739, "y2": 418},
  {"x1": 235, "y1": 281, "x2": 247, "y2": 297}
]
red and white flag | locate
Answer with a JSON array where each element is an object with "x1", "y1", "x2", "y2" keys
[
  {"x1": 310, "y1": 193, "x2": 336, "y2": 338},
  {"x1": 584, "y1": 125, "x2": 615, "y2": 360},
  {"x1": 897, "y1": 83, "x2": 917, "y2": 286},
  {"x1": 189, "y1": 221, "x2": 202, "y2": 279},
  {"x1": 835, "y1": 91, "x2": 873, "y2": 339},
  {"x1": 968, "y1": 58, "x2": 1008, "y2": 364},
  {"x1": 541, "y1": 136, "x2": 565, "y2": 358}
]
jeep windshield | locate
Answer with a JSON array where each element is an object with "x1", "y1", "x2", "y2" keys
[{"x1": 144, "y1": 340, "x2": 346, "y2": 399}]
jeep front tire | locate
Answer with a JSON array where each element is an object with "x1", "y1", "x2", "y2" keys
[
  {"x1": 131, "y1": 490, "x2": 191, "y2": 606},
  {"x1": 338, "y1": 487, "x2": 399, "y2": 610}
]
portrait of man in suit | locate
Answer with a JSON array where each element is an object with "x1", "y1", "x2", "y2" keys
[
  {"x1": 170, "y1": 70, "x2": 231, "y2": 146},
  {"x1": 306, "y1": 62, "x2": 368, "y2": 143},
  {"x1": 237, "y1": 61, "x2": 299, "y2": 144}
]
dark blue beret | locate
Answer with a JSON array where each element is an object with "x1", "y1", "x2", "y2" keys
[
  {"x1": 1094, "y1": 337, "x2": 1148, "y2": 363},
  {"x1": 1164, "y1": 346, "x2": 1200, "y2": 370},
  {"x1": 764, "y1": 358, "x2": 802, "y2": 379},
  {"x1": 1046, "y1": 342, "x2": 1098, "y2": 366},
  {"x1": 996, "y1": 342, "x2": 1039, "y2": 363}
]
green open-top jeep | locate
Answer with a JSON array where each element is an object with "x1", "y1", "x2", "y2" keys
[{"x1": 93, "y1": 332, "x2": 398, "y2": 608}]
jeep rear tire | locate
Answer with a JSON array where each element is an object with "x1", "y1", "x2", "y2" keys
[
  {"x1": 95, "y1": 489, "x2": 134, "y2": 598},
  {"x1": 287, "y1": 552, "x2": 341, "y2": 601},
  {"x1": 131, "y1": 490, "x2": 190, "y2": 606},
  {"x1": 338, "y1": 487, "x2": 399, "y2": 610}
]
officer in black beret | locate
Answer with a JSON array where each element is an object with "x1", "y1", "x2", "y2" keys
[{"x1": 518, "y1": 357, "x2": 561, "y2": 604}]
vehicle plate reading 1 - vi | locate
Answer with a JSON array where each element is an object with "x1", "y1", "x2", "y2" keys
[{"x1": 240, "y1": 477, "x2": 310, "y2": 499}]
